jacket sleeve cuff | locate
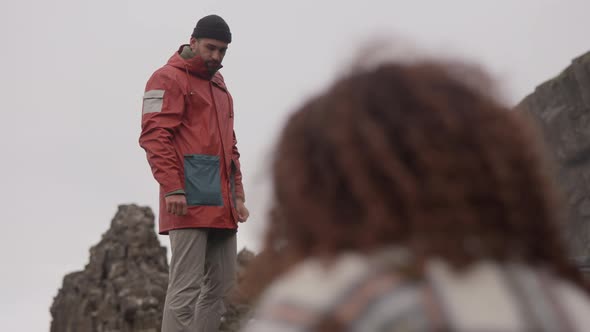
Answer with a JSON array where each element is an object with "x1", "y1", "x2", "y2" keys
[
  {"x1": 165, "y1": 189, "x2": 186, "y2": 197},
  {"x1": 235, "y1": 189, "x2": 245, "y2": 202}
]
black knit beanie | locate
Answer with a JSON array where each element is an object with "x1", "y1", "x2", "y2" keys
[{"x1": 192, "y1": 15, "x2": 232, "y2": 43}]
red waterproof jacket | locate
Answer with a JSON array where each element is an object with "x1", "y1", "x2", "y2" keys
[{"x1": 139, "y1": 45, "x2": 245, "y2": 234}]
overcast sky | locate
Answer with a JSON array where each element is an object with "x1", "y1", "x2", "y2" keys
[{"x1": 1, "y1": 0, "x2": 590, "y2": 331}]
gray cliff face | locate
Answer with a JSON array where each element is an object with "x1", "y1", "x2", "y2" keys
[
  {"x1": 50, "y1": 204, "x2": 255, "y2": 332},
  {"x1": 50, "y1": 205, "x2": 169, "y2": 332},
  {"x1": 518, "y1": 51, "x2": 590, "y2": 264}
]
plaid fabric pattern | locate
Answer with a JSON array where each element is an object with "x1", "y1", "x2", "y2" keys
[{"x1": 243, "y1": 250, "x2": 590, "y2": 332}]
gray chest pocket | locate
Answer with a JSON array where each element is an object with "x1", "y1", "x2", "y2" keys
[{"x1": 184, "y1": 154, "x2": 223, "y2": 206}]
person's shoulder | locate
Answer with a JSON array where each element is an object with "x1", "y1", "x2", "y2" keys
[
  {"x1": 149, "y1": 64, "x2": 180, "y2": 81},
  {"x1": 552, "y1": 278, "x2": 590, "y2": 330},
  {"x1": 212, "y1": 72, "x2": 228, "y2": 90},
  {"x1": 247, "y1": 252, "x2": 427, "y2": 331},
  {"x1": 145, "y1": 65, "x2": 184, "y2": 90},
  {"x1": 258, "y1": 253, "x2": 370, "y2": 306},
  {"x1": 214, "y1": 71, "x2": 225, "y2": 81}
]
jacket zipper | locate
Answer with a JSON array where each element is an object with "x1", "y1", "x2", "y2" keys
[{"x1": 209, "y1": 83, "x2": 237, "y2": 223}]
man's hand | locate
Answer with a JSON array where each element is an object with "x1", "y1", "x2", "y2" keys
[
  {"x1": 165, "y1": 194, "x2": 187, "y2": 216},
  {"x1": 236, "y1": 198, "x2": 249, "y2": 223}
]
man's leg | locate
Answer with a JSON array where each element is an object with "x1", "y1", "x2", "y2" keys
[
  {"x1": 192, "y1": 229, "x2": 237, "y2": 332},
  {"x1": 162, "y1": 228, "x2": 209, "y2": 332}
]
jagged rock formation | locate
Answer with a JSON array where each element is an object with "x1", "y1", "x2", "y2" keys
[
  {"x1": 51, "y1": 204, "x2": 255, "y2": 332},
  {"x1": 50, "y1": 205, "x2": 169, "y2": 332},
  {"x1": 518, "y1": 51, "x2": 590, "y2": 265}
]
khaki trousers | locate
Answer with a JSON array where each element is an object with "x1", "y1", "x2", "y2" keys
[{"x1": 161, "y1": 228, "x2": 237, "y2": 332}]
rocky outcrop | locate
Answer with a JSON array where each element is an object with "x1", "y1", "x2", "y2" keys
[
  {"x1": 50, "y1": 204, "x2": 255, "y2": 332},
  {"x1": 518, "y1": 51, "x2": 590, "y2": 265},
  {"x1": 50, "y1": 205, "x2": 169, "y2": 332}
]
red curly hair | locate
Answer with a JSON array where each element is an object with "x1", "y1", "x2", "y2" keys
[{"x1": 244, "y1": 61, "x2": 585, "y2": 298}]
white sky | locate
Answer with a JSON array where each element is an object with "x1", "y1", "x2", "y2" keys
[{"x1": 1, "y1": 0, "x2": 589, "y2": 331}]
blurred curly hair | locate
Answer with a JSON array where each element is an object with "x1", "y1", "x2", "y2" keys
[{"x1": 244, "y1": 61, "x2": 585, "y2": 298}]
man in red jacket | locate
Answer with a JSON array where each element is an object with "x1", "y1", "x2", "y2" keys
[{"x1": 139, "y1": 14, "x2": 249, "y2": 332}]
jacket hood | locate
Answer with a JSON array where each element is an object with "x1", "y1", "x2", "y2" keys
[{"x1": 166, "y1": 44, "x2": 223, "y2": 81}]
